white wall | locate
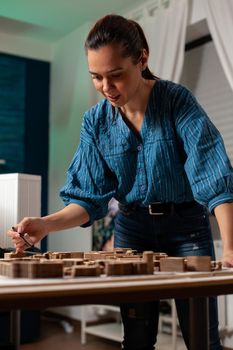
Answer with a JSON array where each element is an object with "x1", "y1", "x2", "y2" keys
[
  {"x1": 48, "y1": 22, "x2": 94, "y2": 253},
  {"x1": 188, "y1": 0, "x2": 206, "y2": 24}
]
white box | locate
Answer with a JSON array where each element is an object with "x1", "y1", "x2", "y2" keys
[{"x1": 0, "y1": 173, "x2": 41, "y2": 248}]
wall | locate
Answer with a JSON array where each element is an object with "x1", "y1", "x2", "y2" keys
[
  {"x1": 0, "y1": 32, "x2": 53, "y2": 61},
  {"x1": 188, "y1": 0, "x2": 206, "y2": 24},
  {"x1": 48, "y1": 22, "x2": 94, "y2": 252}
]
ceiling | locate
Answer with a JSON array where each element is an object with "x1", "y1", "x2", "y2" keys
[
  {"x1": 0, "y1": 0, "x2": 144, "y2": 42},
  {"x1": 0, "y1": 0, "x2": 210, "y2": 44}
]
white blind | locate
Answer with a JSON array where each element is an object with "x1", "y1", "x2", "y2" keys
[{"x1": 180, "y1": 41, "x2": 233, "y2": 164}]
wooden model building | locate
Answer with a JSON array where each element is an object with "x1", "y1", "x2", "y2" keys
[{"x1": 0, "y1": 248, "x2": 223, "y2": 279}]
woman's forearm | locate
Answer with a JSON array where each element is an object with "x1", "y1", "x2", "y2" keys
[
  {"x1": 214, "y1": 203, "x2": 233, "y2": 251},
  {"x1": 214, "y1": 202, "x2": 233, "y2": 266},
  {"x1": 42, "y1": 203, "x2": 90, "y2": 233}
]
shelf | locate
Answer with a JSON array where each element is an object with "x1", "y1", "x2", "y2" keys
[
  {"x1": 93, "y1": 305, "x2": 120, "y2": 314},
  {"x1": 160, "y1": 314, "x2": 174, "y2": 323},
  {"x1": 84, "y1": 322, "x2": 122, "y2": 342},
  {"x1": 81, "y1": 301, "x2": 178, "y2": 347}
]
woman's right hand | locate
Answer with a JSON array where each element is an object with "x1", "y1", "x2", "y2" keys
[
  {"x1": 7, "y1": 217, "x2": 48, "y2": 252},
  {"x1": 7, "y1": 204, "x2": 90, "y2": 252}
]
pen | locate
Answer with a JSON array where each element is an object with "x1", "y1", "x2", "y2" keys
[{"x1": 12, "y1": 226, "x2": 34, "y2": 248}]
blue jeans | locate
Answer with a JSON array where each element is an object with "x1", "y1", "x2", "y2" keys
[{"x1": 114, "y1": 203, "x2": 222, "y2": 350}]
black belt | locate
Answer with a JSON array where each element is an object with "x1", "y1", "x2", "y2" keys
[{"x1": 119, "y1": 201, "x2": 198, "y2": 216}]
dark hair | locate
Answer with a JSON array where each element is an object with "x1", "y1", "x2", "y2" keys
[{"x1": 85, "y1": 14, "x2": 157, "y2": 80}]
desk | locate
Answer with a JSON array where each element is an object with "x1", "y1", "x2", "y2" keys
[{"x1": 1, "y1": 270, "x2": 233, "y2": 350}]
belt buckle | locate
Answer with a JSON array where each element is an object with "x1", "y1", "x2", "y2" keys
[{"x1": 149, "y1": 202, "x2": 164, "y2": 216}]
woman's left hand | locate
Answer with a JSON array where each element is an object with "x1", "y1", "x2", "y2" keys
[{"x1": 222, "y1": 251, "x2": 233, "y2": 267}]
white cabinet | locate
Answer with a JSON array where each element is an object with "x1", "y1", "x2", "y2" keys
[
  {"x1": 80, "y1": 305, "x2": 122, "y2": 345},
  {"x1": 0, "y1": 173, "x2": 41, "y2": 248}
]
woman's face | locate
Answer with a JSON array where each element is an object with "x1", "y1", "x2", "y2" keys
[{"x1": 87, "y1": 44, "x2": 146, "y2": 107}]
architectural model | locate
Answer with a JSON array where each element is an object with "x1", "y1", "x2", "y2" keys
[{"x1": 0, "y1": 248, "x2": 222, "y2": 279}]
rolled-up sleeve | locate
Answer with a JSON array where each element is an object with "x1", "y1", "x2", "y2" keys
[
  {"x1": 174, "y1": 86, "x2": 233, "y2": 212},
  {"x1": 60, "y1": 112, "x2": 117, "y2": 226}
]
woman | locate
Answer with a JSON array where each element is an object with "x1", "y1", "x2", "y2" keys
[{"x1": 8, "y1": 14, "x2": 233, "y2": 350}]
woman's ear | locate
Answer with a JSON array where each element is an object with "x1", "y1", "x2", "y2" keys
[{"x1": 140, "y1": 49, "x2": 149, "y2": 71}]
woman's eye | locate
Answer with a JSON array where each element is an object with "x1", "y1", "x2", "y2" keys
[
  {"x1": 111, "y1": 74, "x2": 121, "y2": 79},
  {"x1": 92, "y1": 75, "x2": 102, "y2": 81}
]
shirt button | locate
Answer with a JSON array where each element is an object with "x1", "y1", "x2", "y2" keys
[{"x1": 137, "y1": 145, "x2": 142, "y2": 151}]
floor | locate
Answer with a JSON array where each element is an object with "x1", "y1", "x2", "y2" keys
[{"x1": 20, "y1": 314, "x2": 187, "y2": 350}]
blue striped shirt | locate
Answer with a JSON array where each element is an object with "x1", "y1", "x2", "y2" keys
[{"x1": 60, "y1": 80, "x2": 233, "y2": 226}]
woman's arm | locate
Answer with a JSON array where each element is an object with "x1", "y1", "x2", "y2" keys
[
  {"x1": 41, "y1": 203, "x2": 90, "y2": 232},
  {"x1": 214, "y1": 202, "x2": 233, "y2": 266},
  {"x1": 7, "y1": 203, "x2": 90, "y2": 252}
]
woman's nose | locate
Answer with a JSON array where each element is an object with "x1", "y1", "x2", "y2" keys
[{"x1": 102, "y1": 78, "x2": 113, "y2": 93}]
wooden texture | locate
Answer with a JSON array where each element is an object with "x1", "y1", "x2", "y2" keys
[
  {"x1": 71, "y1": 265, "x2": 101, "y2": 277},
  {"x1": 160, "y1": 257, "x2": 186, "y2": 272},
  {"x1": 4, "y1": 251, "x2": 27, "y2": 259},
  {"x1": 142, "y1": 251, "x2": 154, "y2": 273},
  {"x1": 186, "y1": 256, "x2": 211, "y2": 271},
  {"x1": 1, "y1": 264, "x2": 233, "y2": 350},
  {"x1": 1, "y1": 269, "x2": 233, "y2": 311},
  {"x1": 105, "y1": 262, "x2": 134, "y2": 276},
  {"x1": 0, "y1": 249, "x2": 231, "y2": 350},
  {"x1": 0, "y1": 249, "x2": 225, "y2": 278}
]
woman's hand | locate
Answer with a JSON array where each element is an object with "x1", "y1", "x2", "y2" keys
[
  {"x1": 7, "y1": 217, "x2": 48, "y2": 252},
  {"x1": 7, "y1": 204, "x2": 90, "y2": 252},
  {"x1": 222, "y1": 250, "x2": 233, "y2": 267}
]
